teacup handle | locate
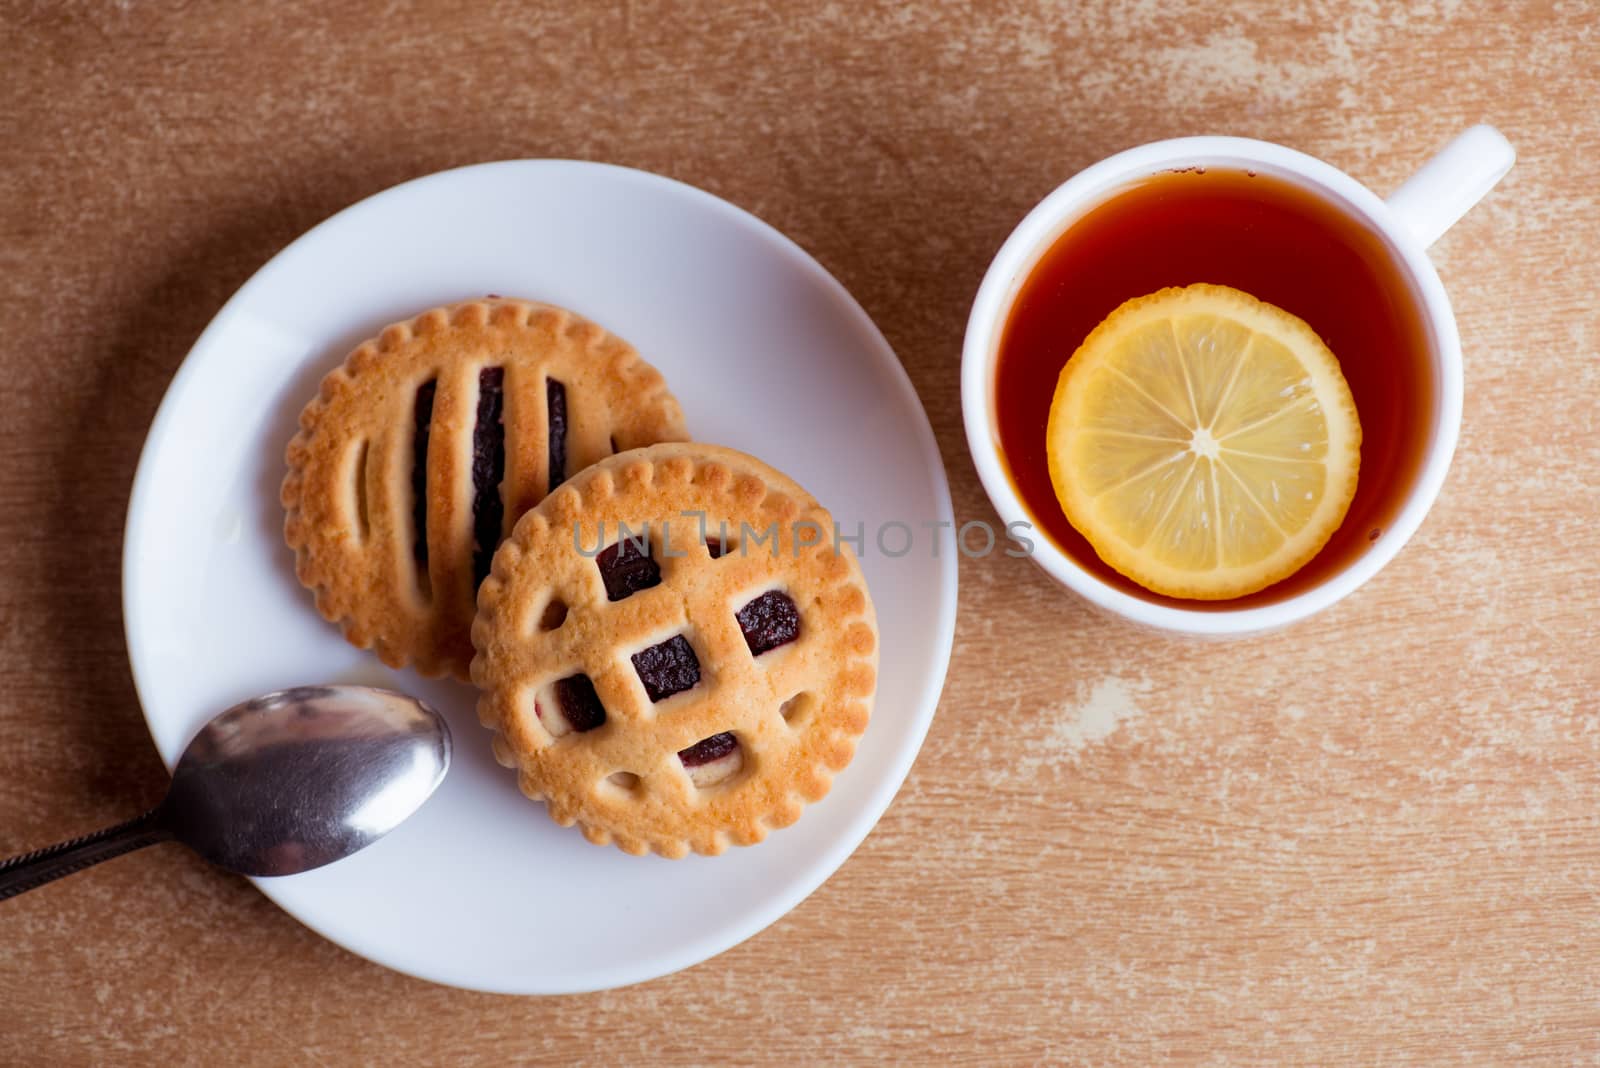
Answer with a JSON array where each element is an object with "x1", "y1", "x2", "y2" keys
[{"x1": 1385, "y1": 124, "x2": 1515, "y2": 250}]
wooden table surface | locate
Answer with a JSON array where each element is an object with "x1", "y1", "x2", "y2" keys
[{"x1": 3, "y1": 1, "x2": 1596, "y2": 1063}]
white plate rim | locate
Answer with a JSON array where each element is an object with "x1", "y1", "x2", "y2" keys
[{"x1": 119, "y1": 159, "x2": 959, "y2": 993}]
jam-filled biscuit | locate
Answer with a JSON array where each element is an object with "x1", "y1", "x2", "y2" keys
[
  {"x1": 282, "y1": 298, "x2": 687, "y2": 679},
  {"x1": 471, "y1": 443, "x2": 878, "y2": 857}
]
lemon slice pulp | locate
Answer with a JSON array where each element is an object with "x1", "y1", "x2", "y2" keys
[{"x1": 1045, "y1": 283, "x2": 1361, "y2": 600}]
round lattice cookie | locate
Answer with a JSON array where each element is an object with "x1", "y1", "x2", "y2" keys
[
  {"x1": 282, "y1": 298, "x2": 687, "y2": 680},
  {"x1": 471, "y1": 442, "x2": 879, "y2": 857}
]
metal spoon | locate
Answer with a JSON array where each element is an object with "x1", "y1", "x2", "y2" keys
[{"x1": 0, "y1": 685, "x2": 450, "y2": 900}]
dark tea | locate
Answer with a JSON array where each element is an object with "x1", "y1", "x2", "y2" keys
[{"x1": 994, "y1": 167, "x2": 1434, "y2": 606}]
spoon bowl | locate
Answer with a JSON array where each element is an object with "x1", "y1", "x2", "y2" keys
[{"x1": 164, "y1": 686, "x2": 451, "y2": 877}]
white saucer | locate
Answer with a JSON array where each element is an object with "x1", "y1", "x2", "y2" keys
[{"x1": 121, "y1": 160, "x2": 957, "y2": 993}]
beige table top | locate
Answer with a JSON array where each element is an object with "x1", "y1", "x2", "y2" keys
[{"x1": 3, "y1": 1, "x2": 1597, "y2": 1063}]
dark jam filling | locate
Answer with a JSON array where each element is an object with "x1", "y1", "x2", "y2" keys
[
  {"x1": 705, "y1": 537, "x2": 727, "y2": 559},
  {"x1": 735, "y1": 590, "x2": 800, "y2": 656},
  {"x1": 411, "y1": 379, "x2": 437, "y2": 571},
  {"x1": 554, "y1": 674, "x2": 606, "y2": 733},
  {"x1": 597, "y1": 537, "x2": 662, "y2": 602},
  {"x1": 547, "y1": 378, "x2": 568, "y2": 489},
  {"x1": 470, "y1": 367, "x2": 506, "y2": 587},
  {"x1": 631, "y1": 635, "x2": 701, "y2": 702},
  {"x1": 678, "y1": 732, "x2": 737, "y2": 767}
]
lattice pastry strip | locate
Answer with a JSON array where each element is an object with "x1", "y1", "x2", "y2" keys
[
  {"x1": 281, "y1": 298, "x2": 687, "y2": 679},
  {"x1": 472, "y1": 443, "x2": 879, "y2": 857}
]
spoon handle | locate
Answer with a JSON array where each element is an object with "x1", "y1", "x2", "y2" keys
[{"x1": 0, "y1": 809, "x2": 173, "y2": 901}]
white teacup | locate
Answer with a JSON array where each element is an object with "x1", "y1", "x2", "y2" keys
[{"x1": 961, "y1": 125, "x2": 1514, "y2": 636}]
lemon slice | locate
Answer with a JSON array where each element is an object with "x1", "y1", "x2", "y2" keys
[{"x1": 1045, "y1": 284, "x2": 1360, "y2": 600}]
